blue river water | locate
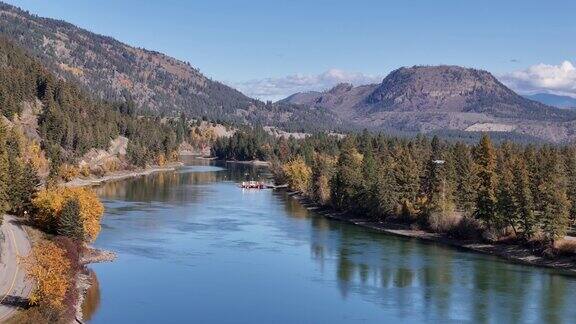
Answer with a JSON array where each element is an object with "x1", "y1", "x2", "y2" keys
[{"x1": 85, "y1": 159, "x2": 576, "y2": 323}]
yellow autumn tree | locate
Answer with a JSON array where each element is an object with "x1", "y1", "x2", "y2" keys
[
  {"x1": 23, "y1": 241, "x2": 71, "y2": 310},
  {"x1": 282, "y1": 156, "x2": 312, "y2": 193},
  {"x1": 33, "y1": 187, "x2": 104, "y2": 241}
]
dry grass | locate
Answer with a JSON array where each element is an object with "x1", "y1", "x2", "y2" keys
[
  {"x1": 428, "y1": 211, "x2": 462, "y2": 233},
  {"x1": 554, "y1": 239, "x2": 576, "y2": 256}
]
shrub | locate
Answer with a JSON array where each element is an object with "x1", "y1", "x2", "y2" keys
[
  {"x1": 428, "y1": 211, "x2": 462, "y2": 233},
  {"x1": 447, "y1": 216, "x2": 483, "y2": 240},
  {"x1": 58, "y1": 164, "x2": 79, "y2": 181},
  {"x1": 554, "y1": 239, "x2": 576, "y2": 256},
  {"x1": 79, "y1": 164, "x2": 90, "y2": 177}
]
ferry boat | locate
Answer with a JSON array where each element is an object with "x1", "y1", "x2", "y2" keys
[{"x1": 239, "y1": 181, "x2": 265, "y2": 189}]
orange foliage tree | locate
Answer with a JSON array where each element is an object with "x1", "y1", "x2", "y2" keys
[
  {"x1": 23, "y1": 241, "x2": 71, "y2": 310},
  {"x1": 33, "y1": 187, "x2": 104, "y2": 242}
]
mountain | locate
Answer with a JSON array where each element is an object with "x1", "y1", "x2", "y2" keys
[
  {"x1": 0, "y1": 2, "x2": 343, "y2": 132},
  {"x1": 282, "y1": 66, "x2": 576, "y2": 142},
  {"x1": 523, "y1": 93, "x2": 576, "y2": 109}
]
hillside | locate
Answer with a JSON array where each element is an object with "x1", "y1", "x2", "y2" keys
[
  {"x1": 0, "y1": 2, "x2": 343, "y2": 132},
  {"x1": 282, "y1": 66, "x2": 576, "y2": 142},
  {"x1": 0, "y1": 35, "x2": 184, "y2": 172}
]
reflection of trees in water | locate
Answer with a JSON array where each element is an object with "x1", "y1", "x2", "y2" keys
[
  {"x1": 303, "y1": 207, "x2": 576, "y2": 322},
  {"x1": 94, "y1": 160, "x2": 270, "y2": 205},
  {"x1": 81, "y1": 270, "x2": 101, "y2": 322}
]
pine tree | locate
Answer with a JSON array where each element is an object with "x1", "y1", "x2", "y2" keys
[
  {"x1": 57, "y1": 198, "x2": 84, "y2": 241},
  {"x1": 453, "y1": 142, "x2": 477, "y2": 213},
  {"x1": 539, "y1": 149, "x2": 571, "y2": 243},
  {"x1": 330, "y1": 138, "x2": 363, "y2": 212},
  {"x1": 0, "y1": 123, "x2": 10, "y2": 214},
  {"x1": 496, "y1": 142, "x2": 517, "y2": 232},
  {"x1": 473, "y1": 134, "x2": 498, "y2": 228},
  {"x1": 562, "y1": 146, "x2": 576, "y2": 228},
  {"x1": 512, "y1": 158, "x2": 535, "y2": 239},
  {"x1": 423, "y1": 136, "x2": 453, "y2": 217},
  {"x1": 375, "y1": 154, "x2": 399, "y2": 219}
]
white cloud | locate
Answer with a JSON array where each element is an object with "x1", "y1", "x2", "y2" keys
[
  {"x1": 232, "y1": 69, "x2": 383, "y2": 101},
  {"x1": 501, "y1": 61, "x2": 576, "y2": 97}
]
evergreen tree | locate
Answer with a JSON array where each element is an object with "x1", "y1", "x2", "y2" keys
[
  {"x1": 453, "y1": 142, "x2": 477, "y2": 213},
  {"x1": 496, "y1": 142, "x2": 517, "y2": 232},
  {"x1": 539, "y1": 149, "x2": 571, "y2": 243},
  {"x1": 473, "y1": 134, "x2": 498, "y2": 228},
  {"x1": 562, "y1": 145, "x2": 576, "y2": 228},
  {"x1": 0, "y1": 123, "x2": 10, "y2": 214},
  {"x1": 512, "y1": 158, "x2": 535, "y2": 239},
  {"x1": 330, "y1": 138, "x2": 363, "y2": 212},
  {"x1": 375, "y1": 154, "x2": 399, "y2": 219},
  {"x1": 57, "y1": 198, "x2": 84, "y2": 241}
]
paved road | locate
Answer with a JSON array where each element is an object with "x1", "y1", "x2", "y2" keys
[{"x1": 0, "y1": 215, "x2": 33, "y2": 322}]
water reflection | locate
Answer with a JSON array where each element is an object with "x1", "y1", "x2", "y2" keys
[
  {"x1": 81, "y1": 270, "x2": 101, "y2": 322},
  {"x1": 276, "y1": 180, "x2": 576, "y2": 323},
  {"x1": 88, "y1": 159, "x2": 576, "y2": 323}
]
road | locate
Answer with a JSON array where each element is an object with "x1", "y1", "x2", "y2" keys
[{"x1": 0, "y1": 215, "x2": 33, "y2": 322}]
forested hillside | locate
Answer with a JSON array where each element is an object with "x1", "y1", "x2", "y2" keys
[
  {"x1": 0, "y1": 2, "x2": 344, "y2": 132},
  {"x1": 0, "y1": 36, "x2": 185, "y2": 174}
]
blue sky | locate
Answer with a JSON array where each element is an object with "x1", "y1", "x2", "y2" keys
[{"x1": 4, "y1": 0, "x2": 576, "y2": 100}]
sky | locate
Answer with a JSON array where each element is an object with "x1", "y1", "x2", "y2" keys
[{"x1": 4, "y1": 0, "x2": 576, "y2": 100}]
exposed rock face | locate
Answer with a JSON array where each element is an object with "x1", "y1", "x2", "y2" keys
[
  {"x1": 282, "y1": 66, "x2": 576, "y2": 142},
  {"x1": 78, "y1": 136, "x2": 129, "y2": 173}
]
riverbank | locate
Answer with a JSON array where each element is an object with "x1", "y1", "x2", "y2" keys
[
  {"x1": 225, "y1": 159, "x2": 270, "y2": 166},
  {"x1": 289, "y1": 193, "x2": 576, "y2": 274},
  {"x1": 64, "y1": 162, "x2": 184, "y2": 188}
]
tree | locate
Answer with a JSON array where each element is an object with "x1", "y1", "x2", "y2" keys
[
  {"x1": 33, "y1": 187, "x2": 104, "y2": 242},
  {"x1": 58, "y1": 198, "x2": 84, "y2": 241},
  {"x1": 23, "y1": 241, "x2": 71, "y2": 310},
  {"x1": 473, "y1": 134, "x2": 499, "y2": 229},
  {"x1": 496, "y1": 142, "x2": 517, "y2": 233},
  {"x1": 512, "y1": 158, "x2": 535, "y2": 239},
  {"x1": 0, "y1": 122, "x2": 9, "y2": 214},
  {"x1": 330, "y1": 138, "x2": 363, "y2": 212},
  {"x1": 5, "y1": 128, "x2": 40, "y2": 215},
  {"x1": 538, "y1": 149, "x2": 571, "y2": 243},
  {"x1": 282, "y1": 156, "x2": 312, "y2": 194},
  {"x1": 310, "y1": 153, "x2": 336, "y2": 205},
  {"x1": 423, "y1": 136, "x2": 453, "y2": 216},
  {"x1": 453, "y1": 142, "x2": 477, "y2": 213}
]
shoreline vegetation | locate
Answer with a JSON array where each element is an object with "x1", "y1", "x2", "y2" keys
[
  {"x1": 290, "y1": 193, "x2": 576, "y2": 274},
  {"x1": 64, "y1": 162, "x2": 184, "y2": 188},
  {"x1": 213, "y1": 129, "x2": 576, "y2": 275}
]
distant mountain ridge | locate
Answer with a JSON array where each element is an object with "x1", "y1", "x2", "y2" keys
[
  {"x1": 0, "y1": 2, "x2": 344, "y2": 132},
  {"x1": 523, "y1": 93, "x2": 576, "y2": 109},
  {"x1": 282, "y1": 65, "x2": 576, "y2": 142}
]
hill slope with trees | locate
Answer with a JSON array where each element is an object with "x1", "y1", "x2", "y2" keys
[{"x1": 0, "y1": 2, "x2": 344, "y2": 132}]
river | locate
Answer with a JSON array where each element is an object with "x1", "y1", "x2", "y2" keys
[{"x1": 85, "y1": 158, "x2": 576, "y2": 323}]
